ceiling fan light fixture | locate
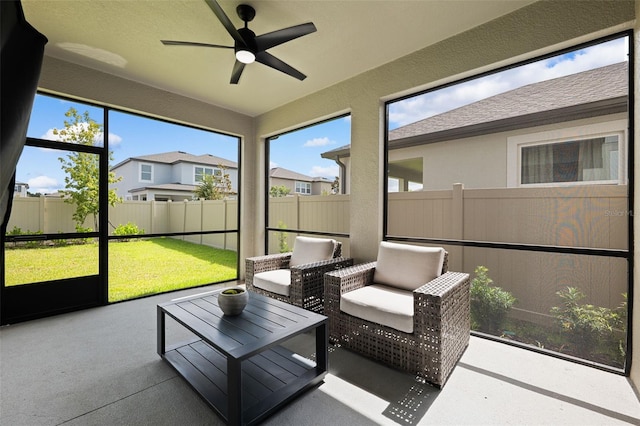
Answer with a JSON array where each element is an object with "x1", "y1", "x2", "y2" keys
[{"x1": 235, "y1": 49, "x2": 255, "y2": 64}]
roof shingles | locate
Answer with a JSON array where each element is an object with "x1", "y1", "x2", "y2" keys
[{"x1": 389, "y1": 62, "x2": 627, "y2": 141}]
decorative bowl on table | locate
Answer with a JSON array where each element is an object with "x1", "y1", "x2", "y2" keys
[{"x1": 218, "y1": 287, "x2": 248, "y2": 316}]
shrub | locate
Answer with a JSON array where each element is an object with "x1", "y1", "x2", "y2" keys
[
  {"x1": 4, "y1": 226, "x2": 45, "y2": 248},
  {"x1": 269, "y1": 185, "x2": 291, "y2": 198},
  {"x1": 550, "y1": 287, "x2": 616, "y2": 358},
  {"x1": 276, "y1": 221, "x2": 289, "y2": 253},
  {"x1": 113, "y1": 222, "x2": 145, "y2": 241},
  {"x1": 470, "y1": 266, "x2": 516, "y2": 334},
  {"x1": 6, "y1": 225, "x2": 23, "y2": 236}
]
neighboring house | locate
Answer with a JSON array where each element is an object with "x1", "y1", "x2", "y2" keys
[
  {"x1": 13, "y1": 182, "x2": 28, "y2": 197},
  {"x1": 322, "y1": 62, "x2": 628, "y2": 192},
  {"x1": 269, "y1": 167, "x2": 333, "y2": 196},
  {"x1": 110, "y1": 151, "x2": 238, "y2": 201}
]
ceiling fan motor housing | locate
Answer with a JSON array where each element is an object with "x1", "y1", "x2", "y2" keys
[
  {"x1": 236, "y1": 27, "x2": 257, "y2": 54},
  {"x1": 236, "y1": 4, "x2": 256, "y2": 23}
]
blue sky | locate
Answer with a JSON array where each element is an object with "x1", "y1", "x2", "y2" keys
[
  {"x1": 268, "y1": 115, "x2": 351, "y2": 180},
  {"x1": 19, "y1": 36, "x2": 627, "y2": 194},
  {"x1": 388, "y1": 37, "x2": 628, "y2": 128},
  {"x1": 20, "y1": 96, "x2": 351, "y2": 194}
]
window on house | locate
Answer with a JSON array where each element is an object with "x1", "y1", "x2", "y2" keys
[
  {"x1": 521, "y1": 136, "x2": 619, "y2": 185},
  {"x1": 295, "y1": 181, "x2": 311, "y2": 194},
  {"x1": 140, "y1": 163, "x2": 152, "y2": 181},
  {"x1": 195, "y1": 166, "x2": 217, "y2": 183},
  {"x1": 507, "y1": 121, "x2": 626, "y2": 187}
]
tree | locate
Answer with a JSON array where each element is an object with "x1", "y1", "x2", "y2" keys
[
  {"x1": 193, "y1": 165, "x2": 232, "y2": 200},
  {"x1": 269, "y1": 185, "x2": 290, "y2": 197},
  {"x1": 56, "y1": 108, "x2": 122, "y2": 231}
]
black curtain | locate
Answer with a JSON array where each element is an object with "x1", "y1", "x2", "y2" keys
[{"x1": 1, "y1": 0, "x2": 47, "y2": 233}]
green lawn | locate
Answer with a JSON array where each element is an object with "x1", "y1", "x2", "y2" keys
[{"x1": 5, "y1": 237, "x2": 238, "y2": 302}]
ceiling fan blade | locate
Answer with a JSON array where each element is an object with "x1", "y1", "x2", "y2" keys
[
  {"x1": 255, "y1": 51, "x2": 306, "y2": 81},
  {"x1": 204, "y1": 0, "x2": 245, "y2": 47},
  {"x1": 230, "y1": 60, "x2": 245, "y2": 84},
  {"x1": 161, "y1": 40, "x2": 233, "y2": 49},
  {"x1": 255, "y1": 22, "x2": 317, "y2": 51}
]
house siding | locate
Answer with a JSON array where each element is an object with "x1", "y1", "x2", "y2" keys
[
  {"x1": 353, "y1": 113, "x2": 629, "y2": 192},
  {"x1": 112, "y1": 157, "x2": 239, "y2": 200}
]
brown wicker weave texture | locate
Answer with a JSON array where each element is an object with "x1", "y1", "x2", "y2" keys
[
  {"x1": 245, "y1": 241, "x2": 353, "y2": 313},
  {"x1": 324, "y1": 251, "x2": 470, "y2": 388}
]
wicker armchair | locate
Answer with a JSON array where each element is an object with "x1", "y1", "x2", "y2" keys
[
  {"x1": 324, "y1": 242, "x2": 470, "y2": 388},
  {"x1": 246, "y1": 236, "x2": 353, "y2": 313}
]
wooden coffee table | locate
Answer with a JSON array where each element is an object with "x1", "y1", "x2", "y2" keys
[{"x1": 157, "y1": 289, "x2": 328, "y2": 425}]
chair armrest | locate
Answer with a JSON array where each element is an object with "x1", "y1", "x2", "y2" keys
[
  {"x1": 291, "y1": 257, "x2": 355, "y2": 286},
  {"x1": 413, "y1": 271, "x2": 470, "y2": 327},
  {"x1": 324, "y1": 262, "x2": 377, "y2": 296},
  {"x1": 414, "y1": 271, "x2": 469, "y2": 299},
  {"x1": 292, "y1": 256, "x2": 354, "y2": 273},
  {"x1": 289, "y1": 257, "x2": 355, "y2": 305}
]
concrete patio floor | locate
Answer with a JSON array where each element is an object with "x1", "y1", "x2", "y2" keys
[{"x1": 1, "y1": 282, "x2": 639, "y2": 425}]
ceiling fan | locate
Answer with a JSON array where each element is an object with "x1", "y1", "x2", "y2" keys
[{"x1": 161, "y1": 0, "x2": 317, "y2": 84}]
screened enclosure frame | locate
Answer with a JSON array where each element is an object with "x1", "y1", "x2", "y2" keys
[
  {"x1": 264, "y1": 113, "x2": 351, "y2": 254},
  {"x1": 383, "y1": 31, "x2": 634, "y2": 376},
  {"x1": 1, "y1": 91, "x2": 242, "y2": 323}
]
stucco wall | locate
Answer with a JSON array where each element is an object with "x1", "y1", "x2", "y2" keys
[
  {"x1": 33, "y1": 0, "x2": 638, "y2": 389},
  {"x1": 253, "y1": 0, "x2": 638, "y2": 391},
  {"x1": 632, "y1": 0, "x2": 640, "y2": 399},
  {"x1": 254, "y1": 0, "x2": 635, "y2": 262}
]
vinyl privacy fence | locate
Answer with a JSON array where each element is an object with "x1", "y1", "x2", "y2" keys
[{"x1": 7, "y1": 184, "x2": 628, "y2": 323}]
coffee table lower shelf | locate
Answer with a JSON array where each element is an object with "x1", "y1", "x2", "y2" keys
[{"x1": 163, "y1": 339, "x2": 324, "y2": 425}]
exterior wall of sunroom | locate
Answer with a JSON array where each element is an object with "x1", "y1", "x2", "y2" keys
[{"x1": 34, "y1": 1, "x2": 639, "y2": 395}]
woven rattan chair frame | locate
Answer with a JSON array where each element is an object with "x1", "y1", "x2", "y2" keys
[
  {"x1": 324, "y1": 251, "x2": 470, "y2": 388},
  {"x1": 245, "y1": 241, "x2": 353, "y2": 313}
]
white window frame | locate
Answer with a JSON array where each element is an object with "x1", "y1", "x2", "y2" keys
[
  {"x1": 139, "y1": 163, "x2": 153, "y2": 183},
  {"x1": 295, "y1": 181, "x2": 311, "y2": 194},
  {"x1": 507, "y1": 120, "x2": 627, "y2": 187},
  {"x1": 194, "y1": 166, "x2": 220, "y2": 183}
]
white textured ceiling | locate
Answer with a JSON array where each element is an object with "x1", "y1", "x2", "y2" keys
[{"x1": 22, "y1": 0, "x2": 535, "y2": 117}]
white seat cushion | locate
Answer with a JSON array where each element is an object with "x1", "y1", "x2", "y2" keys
[
  {"x1": 340, "y1": 284, "x2": 414, "y2": 333},
  {"x1": 253, "y1": 269, "x2": 291, "y2": 296},
  {"x1": 373, "y1": 242, "x2": 444, "y2": 291},
  {"x1": 289, "y1": 236, "x2": 336, "y2": 267}
]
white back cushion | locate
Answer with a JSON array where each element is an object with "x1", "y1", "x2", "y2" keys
[
  {"x1": 289, "y1": 236, "x2": 336, "y2": 267},
  {"x1": 373, "y1": 242, "x2": 444, "y2": 291}
]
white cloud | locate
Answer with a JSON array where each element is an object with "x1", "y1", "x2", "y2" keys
[
  {"x1": 309, "y1": 165, "x2": 339, "y2": 178},
  {"x1": 389, "y1": 37, "x2": 628, "y2": 128},
  {"x1": 304, "y1": 137, "x2": 333, "y2": 147},
  {"x1": 270, "y1": 161, "x2": 279, "y2": 169},
  {"x1": 105, "y1": 132, "x2": 123, "y2": 146},
  {"x1": 40, "y1": 124, "x2": 122, "y2": 146},
  {"x1": 27, "y1": 175, "x2": 60, "y2": 194}
]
